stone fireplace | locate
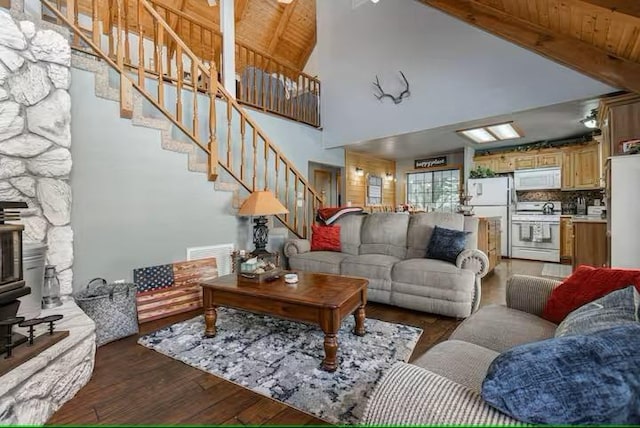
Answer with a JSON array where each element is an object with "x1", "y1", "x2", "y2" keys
[
  {"x1": 0, "y1": 6, "x2": 73, "y2": 295},
  {"x1": 0, "y1": 6, "x2": 95, "y2": 425}
]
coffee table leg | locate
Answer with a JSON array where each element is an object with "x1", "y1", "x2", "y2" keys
[
  {"x1": 354, "y1": 305, "x2": 366, "y2": 336},
  {"x1": 204, "y1": 306, "x2": 217, "y2": 338},
  {"x1": 322, "y1": 333, "x2": 338, "y2": 372}
]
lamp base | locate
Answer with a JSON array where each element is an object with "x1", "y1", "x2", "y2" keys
[{"x1": 252, "y1": 216, "x2": 269, "y2": 255}]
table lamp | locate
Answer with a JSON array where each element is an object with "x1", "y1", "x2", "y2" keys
[{"x1": 238, "y1": 190, "x2": 289, "y2": 255}]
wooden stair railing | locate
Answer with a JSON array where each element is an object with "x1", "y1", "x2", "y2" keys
[{"x1": 39, "y1": 0, "x2": 323, "y2": 239}]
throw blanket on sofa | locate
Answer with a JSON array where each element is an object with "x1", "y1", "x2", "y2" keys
[{"x1": 317, "y1": 206, "x2": 364, "y2": 225}]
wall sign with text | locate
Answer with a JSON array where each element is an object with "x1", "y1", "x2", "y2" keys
[{"x1": 415, "y1": 156, "x2": 447, "y2": 169}]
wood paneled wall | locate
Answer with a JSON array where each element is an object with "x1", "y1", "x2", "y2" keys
[{"x1": 345, "y1": 151, "x2": 396, "y2": 208}]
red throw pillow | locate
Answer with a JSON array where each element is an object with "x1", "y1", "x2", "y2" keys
[
  {"x1": 542, "y1": 266, "x2": 640, "y2": 323},
  {"x1": 311, "y1": 224, "x2": 341, "y2": 252}
]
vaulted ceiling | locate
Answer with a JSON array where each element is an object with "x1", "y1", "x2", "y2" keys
[
  {"x1": 420, "y1": 0, "x2": 640, "y2": 94},
  {"x1": 184, "y1": 0, "x2": 317, "y2": 71},
  {"x1": 88, "y1": 0, "x2": 317, "y2": 72}
]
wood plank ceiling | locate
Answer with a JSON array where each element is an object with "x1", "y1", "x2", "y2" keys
[
  {"x1": 164, "y1": 0, "x2": 317, "y2": 71},
  {"x1": 420, "y1": 0, "x2": 640, "y2": 94}
]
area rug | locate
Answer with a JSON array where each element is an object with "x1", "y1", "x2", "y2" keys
[
  {"x1": 541, "y1": 263, "x2": 573, "y2": 279},
  {"x1": 138, "y1": 307, "x2": 422, "y2": 424}
]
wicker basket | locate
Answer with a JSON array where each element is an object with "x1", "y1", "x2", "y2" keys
[{"x1": 75, "y1": 278, "x2": 139, "y2": 346}]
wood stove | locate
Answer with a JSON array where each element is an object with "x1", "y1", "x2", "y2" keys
[{"x1": 0, "y1": 202, "x2": 31, "y2": 349}]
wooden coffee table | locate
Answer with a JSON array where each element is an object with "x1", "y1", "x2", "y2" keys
[{"x1": 199, "y1": 272, "x2": 368, "y2": 372}]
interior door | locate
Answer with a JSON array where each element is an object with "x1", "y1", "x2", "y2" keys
[{"x1": 313, "y1": 169, "x2": 332, "y2": 206}]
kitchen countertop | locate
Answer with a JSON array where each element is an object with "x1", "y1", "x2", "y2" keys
[
  {"x1": 571, "y1": 217, "x2": 607, "y2": 224},
  {"x1": 561, "y1": 214, "x2": 607, "y2": 223}
]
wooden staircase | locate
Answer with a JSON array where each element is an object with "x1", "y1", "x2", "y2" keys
[{"x1": 39, "y1": 0, "x2": 323, "y2": 239}]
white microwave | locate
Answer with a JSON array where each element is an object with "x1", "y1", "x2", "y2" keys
[{"x1": 514, "y1": 167, "x2": 561, "y2": 191}]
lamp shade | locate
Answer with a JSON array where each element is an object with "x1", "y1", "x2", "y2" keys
[{"x1": 238, "y1": 190, "x2": 289, "y2": 216}]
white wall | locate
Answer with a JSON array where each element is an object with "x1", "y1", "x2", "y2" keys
[
  {"x1": 70, "y1": 68, "x2": 241, "y2": 289},
  {"x1": 316, "y1": 0, "x2": 614, "y2": 148},
  {"x1": 70, "y1": 66, "x2": 342, "y2": 291},
  {"x1": 303, "y1": 47, "x2": 319, "y2": 78}
]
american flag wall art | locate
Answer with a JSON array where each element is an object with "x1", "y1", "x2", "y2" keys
[{"x1": 134, "y1": 258, "x2": 218, "y2": 323}]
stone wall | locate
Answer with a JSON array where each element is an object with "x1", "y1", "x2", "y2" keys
[{"x1": 0, "y1": 8, "x2": 73, "y2": 294}]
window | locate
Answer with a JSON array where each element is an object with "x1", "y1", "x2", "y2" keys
[{"x1": 407, "y1": 169, "x2": 460, "y2": 213}]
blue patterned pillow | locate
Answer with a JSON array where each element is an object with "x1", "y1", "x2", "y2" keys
[
  {"x1": 482, "y1": 324, "x2": 640, "y2": 424},
  {"x1": 426, "y1": 226, "x2": 468, "y2": 264},
  {"x1": 556, "y1": 285, "x2": 640, "y2": 337}
]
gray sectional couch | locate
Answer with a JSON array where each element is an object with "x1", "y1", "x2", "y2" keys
[
  {"x1": 283, "y1": 212, "x2": 490, "y2": 318},
  {"x1": 362, "y1": 275, "x2": 561, "y2": 425}
]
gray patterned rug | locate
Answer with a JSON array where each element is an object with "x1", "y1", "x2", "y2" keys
[{"x1": 138, "y1": 307, "x2": 422, "y2": 424}]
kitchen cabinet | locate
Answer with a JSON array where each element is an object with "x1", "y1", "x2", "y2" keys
[
  {"x1": 494, "y1": 156, "x2": 514, "y2": 173},
  {"x1": 598, "y1": 93, "x2": 640, "y2": 156},
  {"x1": 561, "y1": 143, "x2": 601, "y2": 190},
  {"x1": 478, "y1": 217, "x2": 501, "y2": 274},
  {"x1": 537, "y1": 152, "x2": 562, "y2": 168},
  {"x1": 572, "y1": 221, "x2": 608, "y2": 270},
  {"x1": 513, "y1": 155, "x2": 537, "y2": 170},
  {"x1": 474, "y1": 157, "x2": 496, "y2": 171},
  {"x1": 473, "y1": 143, "x2": 596, "y2": 182},
  {"x1": 560, "y1": 217, "x2": 573, "y2": 264}
]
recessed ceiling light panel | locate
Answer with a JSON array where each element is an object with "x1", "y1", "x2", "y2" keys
[
  {"x1": 487, "y1": 123, "x2": 521, "y2": 140},
  {"x1": 457, "y1": 121, "x2": 524, "y2": 144},
  {"x1": 460, "y1": 128, "x2": 497, "y2": 144}
]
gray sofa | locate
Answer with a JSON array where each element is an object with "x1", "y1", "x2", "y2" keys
[
  {"x1": 362, "y1": 275, "x2": 561, "y2": 425},
  {"x1": 284, "y1": 212, "x2": 489, "y2": 318}
]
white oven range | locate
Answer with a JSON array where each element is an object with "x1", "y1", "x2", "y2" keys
[{"x1": 511, "y1": 201, "x2": 562, "y2": 263}]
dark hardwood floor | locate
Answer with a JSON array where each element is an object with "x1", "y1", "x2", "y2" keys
[{"x1": 47, "y1": 259, "x2": 549, "y2": 425}]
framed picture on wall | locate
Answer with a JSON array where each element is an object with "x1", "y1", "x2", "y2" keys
[{"x1": 367, "y1": 175, "x2": 383, "y2": 205}]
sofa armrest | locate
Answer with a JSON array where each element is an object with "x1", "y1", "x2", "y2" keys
[
  {"x1": 283, "y1": 239, "x2": 311, "y2": 258},
  {"x1": 506, "y1": 275, "x2": 561, "y2": 317},
  {"x1": 363, "y1": 363, "x2": 522, "y2": 426},
  {"x1": 456, "y1": 249, "x2": 489, "y2": 278}
]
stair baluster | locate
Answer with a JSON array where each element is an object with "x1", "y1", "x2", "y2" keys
[{"x1": 38, "y1": 0, "x2": 323, "y2": 239}]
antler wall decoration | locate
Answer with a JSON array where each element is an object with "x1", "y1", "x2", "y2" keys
[{"x1": 373, "y1": 71, "x2": 410, "y2": 104}]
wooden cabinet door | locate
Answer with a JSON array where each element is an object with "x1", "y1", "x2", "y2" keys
[
  {"x1": 562, "y1": 151, "x2": 574, "y2": 189},
  {"x1": 573, "y1": 145, "x2": 600, "y2": 189},
  {"x1": 560, "y1": 217, "x2": 573, "y2": 262},
  {"x1": 572, "y1": 222, "x2": 608, "y2": 269},
  {"x1": 494, "y1": 155, "x2": 514, "y2": 173},
  {"x1": 513, "y1": 155, "x2": 537, "y2": 170},
  {"x1": 475, "y1": 157, "x2": 496, "y2": 171},
  {"x1": 537, "y1": 152, "x2": 562, "y2": 168}
]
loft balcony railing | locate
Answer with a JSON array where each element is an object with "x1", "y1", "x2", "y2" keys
[{"x1": 41, "y1": 0, "x2": 321, "y2": 128}]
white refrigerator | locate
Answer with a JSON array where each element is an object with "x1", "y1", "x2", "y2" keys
[{"x1": 467, "y1": 176, "x2": 514, "y2": 257}]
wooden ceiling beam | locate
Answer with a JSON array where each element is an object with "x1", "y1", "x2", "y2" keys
[
  {"x1": 577, "y1": 0, "x2": 640, "y2": 19},
  {"x1": 421, "y1": 0, "x2": 640, "y2": 94},
  {"x1": 235, "y1": 0, "x2": 249, "y2": 22},
  {"x1": 267, "y1": 0, "x2": 299, "y2": 55}
]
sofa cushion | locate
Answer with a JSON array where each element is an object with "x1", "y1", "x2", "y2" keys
[
  {"x1": 412, "y1": 340, "x2": 499, "y2": 393},
  {"x1": 359, "y1": 213, "x2": 409, "y2": 259},
  {"x1": 288, "y1": 251, "x2": 350, "y2": 275},
  {"x1": 482, "y1": 324, "x2": 640, "y2": 424},
  {"x1": 311, "y1": 224, "x2": 341, "y2": 252},
  {"x1": 450, "y1": 304, "x2": 557, "y2": 353},
  {"x1": 340, "y1": 254, "x2": 400, "y2": 282},
  {"x1": 334, "y1": 214, "x2": 365, "y2": 256},
  {"x1": 426, "y1": 226, "x2": 469, "y2": 264},
  {"x1": 392, "y1": 258, "x2": 474, "y2": 294},
  {"x1": 406, "y1": 212, "x2": 464, "y2": 259},
  {"x1": 542, "y1": 265, "x2": 640, "y2": 323},
  {"x1": 555, "y1": 285, "x2": 640, "y2": 337}
]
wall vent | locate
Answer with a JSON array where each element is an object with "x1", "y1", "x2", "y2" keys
[{"x1": 187, "y1": 244, "x2": 235, "y2": 276}]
